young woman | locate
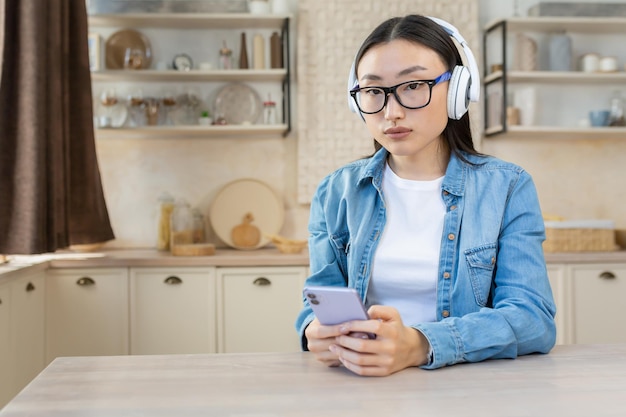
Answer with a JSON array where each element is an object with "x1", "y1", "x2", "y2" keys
[{"x1": 295, "y1": 14, "x2": 556, "y2": 376}]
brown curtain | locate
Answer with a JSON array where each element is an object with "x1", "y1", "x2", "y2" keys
[{"x1": 0, "y1": 0, "x2": 114, "y2": 254}]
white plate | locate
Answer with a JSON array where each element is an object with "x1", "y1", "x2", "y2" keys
[
  {"x1": 209, "y1": 179, "x2": 284, "y2": 250},
  {"x1": 213, "y1": 83, "x2": 262, "y2": 125}
]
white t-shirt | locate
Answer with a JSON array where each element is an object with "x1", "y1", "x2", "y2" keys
[{"x1": 367, "y1": 162, "x2": 445, "y2": 325}]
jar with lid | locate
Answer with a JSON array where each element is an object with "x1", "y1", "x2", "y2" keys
[
  {"x1": 263, "y1": 95, "x2": 277, "y2": 124},
  {"x1": 219, "y1": 40, "x2": 233, "y2": 70},
  {"x1": 156, "y1": 192, "x2": 175, "y2": 251},
  {"x1": 608, "y1": 90, "x2": 625, "y2": 127},
  {"x1": 191, "y1": 208, "x2": 206, "y2": 243},
  {"x1": 170, "y1": 199, "x2": 194, "y2": 250}
]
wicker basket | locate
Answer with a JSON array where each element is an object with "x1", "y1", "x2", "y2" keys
[{"x1": 544, "y1": 220, "x2": 618, "y2": 253}]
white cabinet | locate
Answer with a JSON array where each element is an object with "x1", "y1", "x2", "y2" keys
[
  {"x1": 216, "y1": 266, "x2": 306, "y2": 353},
  {"x1": 129, "y1": 267, "x2": 217, "y2": 354},
  {"x1": 546, "y1": 262, "x2": 626, "y2": 345},
  {"x1": 0, "y1": 283, "x2": 11, "y2": 407},
  {"x1": 8, "y1": 271, "x2": 45, "y2": 402},
  {"x1": 88, "y1": 13, "x2": 292, "y2": 138},
  {"x1": 45, "y1": 268, "x2": 129, "y2": 364},
  {"x1": 568, "y1": 264, "x2": 626, "y2": 344},
  {"x1": 483, "y1": 17, "x2": 626, "y2": 139}
]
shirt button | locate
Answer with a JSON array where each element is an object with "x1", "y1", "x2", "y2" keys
[
  {"x1": 443, "y1": 191, "x2": 449, "y2": 196},
  {"x1": 450, "y1": 205, "x2": 457, "y2": 211},
  {"x1": 442, "y1": 310, "x2": 450, "y2": 318},
  {"x1": 491, "y1": 257, "x2": 496, "y2": 265},
  {"x1": 443, "y1": 272, "x2": 450, "y2": 279},
  {"x1": 448, "y1": 233, "x2": 455, "y2": 240}
]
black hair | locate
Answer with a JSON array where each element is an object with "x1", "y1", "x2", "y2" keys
[{"x1": 354, "y1": 15, "x2": 482, "y2": 162}]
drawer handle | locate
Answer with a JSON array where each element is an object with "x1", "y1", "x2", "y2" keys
[
  {"x1": 164, "y1": 276, "x2": 183, "y2": 285},
  {"x1": 26, "y1": 282, "x2": 36, "y2": 292},
  {"x1": 253, "y1": 277, "x2": 271, "y2": 286},
  {"x1": 599, "y1": 271, "x2": 616, "y2": 280},
  {"x1": 76, "y1": 277, "x2": 95, "y2": 286}
]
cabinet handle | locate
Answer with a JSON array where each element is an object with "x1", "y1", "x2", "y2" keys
[
  {"x1": 599, "y1": 271, "x2": 617, "y2": 280},
  {"x1": 253, "y1": 277, "x2": 271, "y2": 286},
  {"x1": 76, "y1": 277, "x2": 95, "y2": 286},
  {"x1": 164, "y1": 276, "x2": 183, "y2": 285},
  {"x1": 25, "y1": 282, "x2": 35, "y2": 292}
]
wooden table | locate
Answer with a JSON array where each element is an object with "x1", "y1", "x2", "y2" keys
[{"x1": 2, "y1": 344, "x2": 625, "y2": 416}]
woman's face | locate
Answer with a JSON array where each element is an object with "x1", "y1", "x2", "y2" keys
[{"x1": 356, "y1": 39, "x2": 450, "y2": 163}]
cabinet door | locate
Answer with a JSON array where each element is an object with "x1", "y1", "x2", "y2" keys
[
  {"x1": 0, "y1": 284, "x2": 11, "y2": 408},
  {"x1": 570, "y1": 264, "x2": 626, "y2": 344},
  {"x1": 130, "y1": 267, "x2": 216, "y2": 355},
  {"x1": 546, "y1": 264, "x2": 568, "y2": 345},
  {"x1": 10, "y1": 272, "x2": 45, "y2": 396},
  {"x1": 217, "y1": 266, "x2": 307, "y2": 353},
  {"x1": 45, "y1": 268, "x2": 129, "y2": 364}
]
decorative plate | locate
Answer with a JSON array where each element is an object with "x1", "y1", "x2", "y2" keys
[
  {"x1": 209, "y1": 179, "x2": 284, "y2": 250},
  {"x1": 213, "y1": 83, "x2": 262, "y2": 125},
  {"x1": 105, "y1": 29, "x2": 153, "y2": 69}
]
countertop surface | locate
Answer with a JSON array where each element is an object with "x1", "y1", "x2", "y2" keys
[
  {"x1": 0, "y1": 248, "x2": 309, "y2": 282},
  {"x1": 1, "y1": 343, "x2": 625, "y2": 416},
  {"x1": 2, "y1": 248, "x2": 626, "y2": 283}
]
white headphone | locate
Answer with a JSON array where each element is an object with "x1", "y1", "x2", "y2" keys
[{"x1": 347, "y1": 16, "x2": 480, "y2": 120}]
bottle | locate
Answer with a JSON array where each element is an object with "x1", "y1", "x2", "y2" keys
[
  {"x1": 219, "y1": 40, "x2": 232, "y2": 70},
  {"x1": 239, "y1": 32, "x2": 249, "y2": 69},
  {"x1": 270, "y1": 32, "x2": 282, "y2": 69},
  {"x1": 156, "y1": 192, "x2": 175, "y2": 251},
  {"x1": 253, "y1": 34, "x2": 265, "y2": 70},
  {"x1": 608, "y1": 90, "x2": 625, "y2": 127},
  {"x1": 170, "y1": 199, "x2": 194, "y2": 250}
]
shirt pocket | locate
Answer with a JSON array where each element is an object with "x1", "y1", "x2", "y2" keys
[{"x1": 464, "y1": 243, "x2": 497, "y2": 307}]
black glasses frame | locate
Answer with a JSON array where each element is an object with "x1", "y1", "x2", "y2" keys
[{"x1": 349, "y1": 71, "x2": 452, "y2": 114}]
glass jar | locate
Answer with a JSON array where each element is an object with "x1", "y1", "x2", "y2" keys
[
  {"x1": 219, "y1": 41, "x2": 233, "y2": 70},
  {"x1": 263, "y1": 98, "x2": 276, "y2": 124},
  {"x1": 170, "y1": 199, "x2": 194, "y2": 250},
  {"x1": 156, "y1": 192, "x2": 175, "y2": 251},
  {"x1": 192, "y1": 208, "x2": 206, "y2": 243},
  {"x1": 608, "y1": 90, "x2": 625, "y2": 127}
]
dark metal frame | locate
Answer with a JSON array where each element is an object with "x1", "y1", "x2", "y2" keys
[{"x1": 482, "y1": 20, "x2": 508, "y2": 137}]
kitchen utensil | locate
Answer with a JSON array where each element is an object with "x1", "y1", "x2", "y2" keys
[
  {"x1": 105, "y1": 29, "x2": 152, "y2": 69},
  {"x1": 209, "y1": 179, "x2": 284, "y2": 250},
  {"x1": 213, "y1": 83, "x2": 262, "y2": 125}
]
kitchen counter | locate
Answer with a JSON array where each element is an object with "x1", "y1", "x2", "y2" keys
[
  {"x1": 1, "y1": 343, "x2": 625, "y2": 416},
  {"x1": 0, "y1": 248, "x2": 309, "y2": 283},
  {"x1": 2, "y1": 248, "x2": 626, "y2": 283}
]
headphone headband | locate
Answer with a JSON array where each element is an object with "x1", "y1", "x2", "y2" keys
[{"x1": 426, "y1": 16, "x2": 480, "y2": 103}]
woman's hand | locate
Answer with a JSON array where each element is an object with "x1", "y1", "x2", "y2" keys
[
  {"x1": 328, "y1": 305, "x2": 431, "y2": 376},
  {"x1": 304, "y1": 318, "x2": 343, "y2": 367}
]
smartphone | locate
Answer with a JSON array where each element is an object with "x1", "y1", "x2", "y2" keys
[{"x1": 303, "y1": 286, "x2": 375, "y2": 339}]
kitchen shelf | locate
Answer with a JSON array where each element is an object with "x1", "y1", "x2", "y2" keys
[
  {"x1": 483, "y1": 17, "x2": 626, "y2": 138},
  {"x1": 484, "y1": 70, "x2": 626, "y2": 85},
  {"x1": 485, "y1": 125, "x2": 626, "y2": 140},
  {"x1": 95, "y1": 125, "x2": 289, "y2": 139},
  {"x1": 88, "y1": 13, "x2": 292, "y2": 29},
  {"x1": 484, "y1": 17, "x2": 626, "y2": 34},
  {"x1": 88, "y1": 12, "x2": 292, "y2": 137},
  {"x1": 91, "y1": 69, "x2": 287, "y2": 82}
]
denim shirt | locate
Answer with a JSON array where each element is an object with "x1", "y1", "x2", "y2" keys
[{"x1": 295, "y1": 148, "x2": 557, "y2": 369}]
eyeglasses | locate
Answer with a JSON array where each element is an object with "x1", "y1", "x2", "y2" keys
[{"x1": 349, "y1": 72, "x2": 451, "y2": 114}]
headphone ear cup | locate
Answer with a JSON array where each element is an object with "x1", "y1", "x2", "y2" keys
[{"x1": 447, "y1": 65, "x2": 471, "y2": 120}]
